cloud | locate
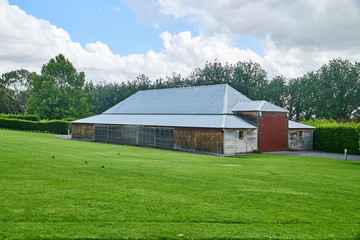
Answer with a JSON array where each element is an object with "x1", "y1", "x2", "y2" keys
[
  {"x1": 157, "y1": 0, "x2": 360, "y2": 50},
  {"x1": 1, "y1": 0, "x2": 359, "y2": 85},
  {"x1": 0, "y1": 0, "x2": 269, "y2": 83},
  {"x1": 112, "y1": 6, "x2": 121, "y2": 12},
  {"x1": 137, "y1": 0, "x2": 360, "y2": 77}
]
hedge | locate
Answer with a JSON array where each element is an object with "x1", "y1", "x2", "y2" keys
[
  {"x1": 0, "y1": 114, "x2": 40, "y2": 122},
  {"x1": 0, "y1": 118, "x2": 71, "y2": 134},
  {"x1": 312, "y1": 124, "x2": 360, "y2": 155},
  {"x1": 357, "y1": 125, "x2": 360, "y2": 151}
]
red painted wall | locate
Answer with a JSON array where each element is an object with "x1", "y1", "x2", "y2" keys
[{"x1": 259, "y1": 114, "x2": 288, "y2": 152}]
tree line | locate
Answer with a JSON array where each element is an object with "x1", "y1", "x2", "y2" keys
[{"x1": 1, "y1": 54, "x2": 359, "y2": 120}]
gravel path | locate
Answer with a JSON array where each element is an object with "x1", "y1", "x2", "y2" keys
[
  {"x1": 266, "y1": 150, "x2": 360, "y2": 161},
  {"x1": 53, "y1": 134, "x2": 72, "y2": 140}
]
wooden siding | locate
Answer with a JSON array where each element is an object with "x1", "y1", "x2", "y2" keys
[
  {"x1": 72, "y1": 123, "x2": 94, "y2": 139},
  {"x1": 223, "y1": 129, "x2": 258, "y2": 155},
  {"x1": 288, "y1": 130, "x2": 313, "y2": 150},
  {"x1": 174, "y1": 128, "x2": 222, "y2": 154}
]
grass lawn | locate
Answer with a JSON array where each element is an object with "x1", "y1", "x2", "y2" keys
[{"x1": 0, "y1": 129, "x2": 360, "y2": 240}]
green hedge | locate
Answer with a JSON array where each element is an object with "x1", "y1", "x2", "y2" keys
[
  {"x1": 357, "y1": 126, "x2": 360, "y2": 151},
  {"x1": 0, "y1": 118, "x2": 71, "y2": 134},
  {"x1": 0, "y1": 114, "x2": 40, "y2": 122},
  {"x1": 312, "y1": 124, "x2": 360, "y2": 154}
]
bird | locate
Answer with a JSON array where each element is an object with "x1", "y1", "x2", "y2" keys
[
  {"x1": 52, "y1": 156, "x2": 55, "y2": 159},
  {"x1": 85, "y1": 161, "x2": 87, "y2": 164},
  {"x1": 102, "y1": 165, "x2": 104, "y2": 168}
]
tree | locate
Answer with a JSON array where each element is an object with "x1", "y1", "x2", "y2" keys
[
  {"x1": 229, "y1": 60, "x2": 268, "y2": 100},
  {"x1": 0, "y1": 69, "x2": 33, "y2": 114},
  {"x1": 93, "y1": 82, "x2": 128, "y2": 114},
  {"x1": 261, "y1": 75, "x2": 288, "y2": 108},
  {"x1": 287, "y1": 73, "x2": 318, "y2": 120},
  {"x1": 285, "y1": 59, "x2": 360, "y2": 120},
  {"x1": 28, "y1": 54, "x2": 94, "y2": 119},
  {"x1": 315, "y1": 59, "x2": 360, "y2": 119},
  {"x1": 188, "y1": 60, "x2": 268, "y2": 100},
  {"x1": 189, "y1": 61, "x2": 231, "y2": 86}
]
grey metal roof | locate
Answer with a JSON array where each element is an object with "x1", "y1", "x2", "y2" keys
[
  {"x1": 288, "y1": 121, "x2": 316, "y2": 129},
  {"x1": 104, "y1": 84, "x2": 251, "y2": 115},
  {"x1": 73, "y1": 114, "x2": 257, "y2": 129},
  {"x1": 232, "y1": 100, "x2": 289, "y2": 113}
]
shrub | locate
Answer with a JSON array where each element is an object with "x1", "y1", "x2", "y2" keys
[
  {"x1": 302, "y1": 118, "x2": 360, "y2": 154},
  {"x1": 0, "y1": 114, "x2": 40, "y2": 122},
  {"x1": 38, "y1": 120, "x2": 71, "y2": 134},
  {"x1": 357, "y1": 125, "x2": 360, "y2": 151},
  {"x1": 62, "y1": 117, "x2": 79, "y2": 122},
  {"x1": 0, "y1": 118, "x2": 70, "y2": 134}
]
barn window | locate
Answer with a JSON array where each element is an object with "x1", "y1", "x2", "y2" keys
[
  {"x1": 238, "y1": 131, "x2": 244, "y2": 139},
  {"x1": 299, "y1": 131, "x2": 303, "y2": 140}
]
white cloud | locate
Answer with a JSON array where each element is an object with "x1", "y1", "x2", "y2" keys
[
  {"x1": 0, "y1": 0, "x2": 271, "y2": 83},
  {"x1": 112, "y1": 6, "x2": 121, "y2": 12},
  {"x1": 157, "y1": 0, "x2": 360, "y2": 50},
  {"x1": 145, "y1": 0, "x2": 360, "y2": 77},
  {"x1": 1, "y1": 0, "x2": 360, "y2": 85}
]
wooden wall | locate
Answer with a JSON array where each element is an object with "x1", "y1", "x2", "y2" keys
[
  {"x1": 72, "y1": 123, "x2": 94, "y2": 139},
  {"x1": 288, "y1": 129, "x2": 313, "y2": 150},
  {"x1": 223, "y1": 129, "x2": 258, "y2": 155},
  {"x1": 71, "y1": 123, "x2": 261, "y2": 155},
  {"x1": 174, "y1": 128, "x2": 222, "y2": 154}
]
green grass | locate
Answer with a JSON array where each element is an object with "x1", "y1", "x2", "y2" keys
[{"x1": 0, "y1": 129, "x2": 360, "y2": 240}]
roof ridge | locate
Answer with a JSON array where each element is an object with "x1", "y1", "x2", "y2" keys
[
  {"x1": 258, "y1": 101, "x2": 267, "y2": 111},
  {"x1": 223, "y1": 84, "x2": 229, "y2": 114},
  {"x1": 136, "y1": 84, "x2": 229, "y2": 93}
]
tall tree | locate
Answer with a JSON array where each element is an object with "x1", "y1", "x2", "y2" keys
[
  {"x1": 261, "y1": 75, "x2": 288, "y2": 108},
  {"x1": 287, "y1": 73, "x2": 318, "y2": 120},
  {"x1": 189, "y1": 61, "x2": 231, "y2": 86},
  {"x1": 286, "y1": 59, "x2": 360, "y2": 120},
  {"x1": 229, "y1": 60, "x2": 268, "y2": 100},
  {"x1": 315, "y1": 59, "x2": 360, "y2": 119},
  {"x1": 93, "y1": 82, "x2": 128, "y2": 114},
  {"x1": 28, "y1": 54, "x2": 94, "y2": 119},
  {"x1": 188, "y1": 60, "x2": 268, "y2": 100},
  {"x1": 0, "y1": 69, "x2": 33, "y2": 114}
]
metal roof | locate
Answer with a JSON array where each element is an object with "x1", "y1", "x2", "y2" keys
[
  {"x1": 104, "y1": 84, "x2": 251, "y2": 115},
  {"x1": 73, "y1": 84, "x2": 300, "y2": 130},
  {"x1": 232, "y1": 100, "x2": 289, "y2": 113},
  {"x1": 288, "y1": 121, "x2": 316, "y2": 129},
  {"x1": 73, "y1": 114, "x2": 257, "y2": 129}
]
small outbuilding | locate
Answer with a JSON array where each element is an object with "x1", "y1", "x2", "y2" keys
[
  {"x1": 72, "y1": 84, "x2": 314, "y2": 155},
  {"x1": 288, "y1": 121, "x2": 316, "y2": 151}
]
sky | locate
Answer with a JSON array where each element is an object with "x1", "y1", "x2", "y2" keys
[{"x1": 1, "y1": 0, "x2": 360, "y2": 84}]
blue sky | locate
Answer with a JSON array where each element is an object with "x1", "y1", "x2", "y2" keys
[
  {"x1": 9, "y1": 0, "x2": 170, "y2": 55},
  {"x1": 8, "y1": 0, "x2": 263, "y2": 56},
  {"x1": 1, "y1": 0, "x2": 359, "y2": 83}
]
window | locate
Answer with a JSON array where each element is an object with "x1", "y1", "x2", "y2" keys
[
  {"x1": 239, "y1": 131, "x2": 244, "y2": 139},
  {"x1": 299, "y1": 131, "x2": 303, "y2": 140}
]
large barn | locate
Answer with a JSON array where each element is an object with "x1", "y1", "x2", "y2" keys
[{"x1": 72, "y1": 84, "x2": 314, "y2": 155}]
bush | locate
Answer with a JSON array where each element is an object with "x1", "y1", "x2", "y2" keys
[
  {"x1": 39, "y1": 120, "x2": 71, "y2": 134},
  {"x1": 62, "y1": 117, "x2": 79, "y2": 122},
  {"x1": 302, "y1": 119, "x2": 360, "y2": 154},
  {"x1": 357, "y1": 125, "x2": 360, "y2": 151},
  {"x1": 0, "y1": 118, "x2": 70, "y2": 134},
  {"x1": 0, "y1": 114, "x2": 40, "y2": 122}
]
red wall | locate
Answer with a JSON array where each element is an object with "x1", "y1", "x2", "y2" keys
[{"x1": 259, "y1": 114, "x2": 288, "y2": 152}]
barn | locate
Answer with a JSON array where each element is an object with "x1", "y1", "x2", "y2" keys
[{"x1": 72, "y1": 84, "x2": 314, "y2": 155}]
